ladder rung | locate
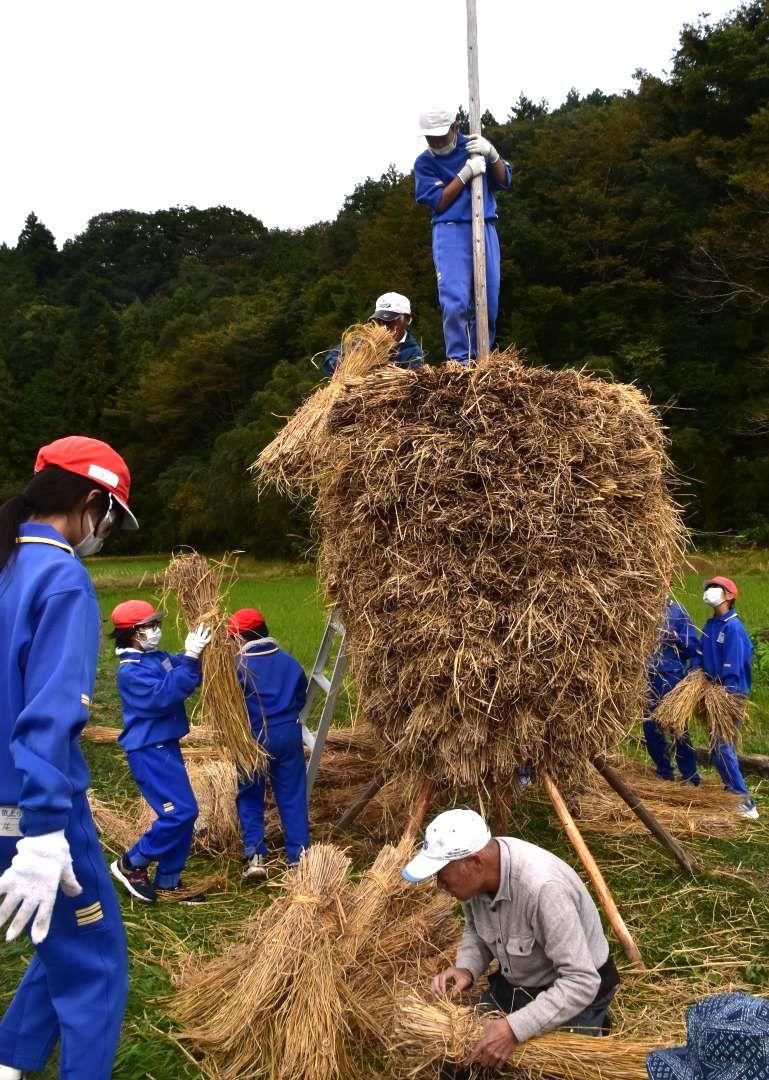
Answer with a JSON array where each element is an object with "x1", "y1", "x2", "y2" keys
[{"x1": 313, "y1": 673, "x2": 332, "y2": 694}]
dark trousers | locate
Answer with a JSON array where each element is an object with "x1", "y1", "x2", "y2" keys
[{"x1": 440, "y1": 970, "x2": 616, "y2": 1078}]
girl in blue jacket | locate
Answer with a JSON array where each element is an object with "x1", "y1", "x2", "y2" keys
[
  {"x1": 109, "y1": 601, "x2": 211, "y2": 903},
  {"x1": 0, "y1": 435, "x2": 137, "y2": 1080}
]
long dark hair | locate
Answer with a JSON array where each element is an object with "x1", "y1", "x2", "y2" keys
[{"x1": 0, "y1": 466, "x2": 111, "y2": 571}]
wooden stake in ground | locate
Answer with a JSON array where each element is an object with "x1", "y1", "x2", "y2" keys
[
  {"x1": 466, "y1": 0, "x2": 490, "y2": 361},
  {"x1": 541, "y1": 770, "x2": 645, "y2": 968},
  {"x1": 592, "y1": 756, "x2": 701, "y2": 876}
]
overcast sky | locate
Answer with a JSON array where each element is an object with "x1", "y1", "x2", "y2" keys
[{"x1": 1, "y1": 0, "x2": 738, "y2": 248}]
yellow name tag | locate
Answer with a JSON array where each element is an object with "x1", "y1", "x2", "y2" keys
[{"x1": 0, "y1": 806, "x2": 22, "y2": 837}]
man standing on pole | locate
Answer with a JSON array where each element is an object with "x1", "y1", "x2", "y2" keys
[{"x1": 414, "y1": 108, "x2": 511, "y2": 363}]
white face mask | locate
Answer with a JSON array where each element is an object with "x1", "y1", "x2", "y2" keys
[
  {"x1": 139, "y1": 626, "x2": 162, "y2": 650},
  {"x1": 703, "y1": 586, "x2": 725, "y2": 606},
  {"x1": 74, "y1": 513, "x2": 105, "y2": 558},
  {"x1": 431, "y1": 132, "x2": 458, "y2": 156}
]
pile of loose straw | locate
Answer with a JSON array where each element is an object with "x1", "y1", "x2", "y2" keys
[
  {"x1": 163, "y1": 551, "x2": 268, "y2": 775},
  {"x1": 391, "y1": 992, "x2": 665, "y2": 1079},
  {"x1": 256, "y1": 330, "x2": 687, "y2": 804},
  {"x1": 171, "y1": 842, "x2": 457, "y2": 1079},
  {"x1": 654, "y1": 668, "x2": 747, "y2": 748}
]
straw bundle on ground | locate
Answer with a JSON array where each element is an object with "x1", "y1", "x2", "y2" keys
[
  {"x1": 163, "y1": 552, "x2": 267, "y2": 775},
  {"x1": 257, "y1": 335, "x2": 687, "y2": 803},
  {"x1": 171, "y1": 842, "x2": 458, "y2": 1080},
  {"x1": 654, "y1": 669, "x2": 746, "y2": 748},
  {"x1": 82, "y1": 724, "x2": 121, "y2": 744},
  {"x1": 391, "y1": 992, "x2": 664, "y2": 1079},
  {"x1": 88, "y1": 793, "x2": 140, "y2": 853}
]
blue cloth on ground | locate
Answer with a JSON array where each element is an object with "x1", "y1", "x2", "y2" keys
[
  {"x1": 323, "y1": 328, "x2": 424, "y2": 377},
  {"x1": 646, "y1": 992, "x2": 769, "y2": 1079},
  {"x1": 125, "y1": 742, "x2": 199, "y2": 887},
  {"x1": 0, "y1": 795, "x2": 128, "y2": 1079},
  {"x1": 0, "y1": 523, "x2": 100, "y2": 836}
]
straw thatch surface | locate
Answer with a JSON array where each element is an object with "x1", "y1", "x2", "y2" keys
[
  {"x1": 654, "y1": 669, "x2": 747, "y2": 748},
  {"x1": 256, "y1": 331, "x2": 687, "y2": 804},
  {"x1": 171, "y1": 841, "x2": 458, "y2": 1080},
  {"x1": 163, "y1": 552, "x2": 268, "y2": 775}
]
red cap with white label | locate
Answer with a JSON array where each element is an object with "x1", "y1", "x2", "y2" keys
[{"x1": 34, "y1": 435, "x2": 138, "y2": 530}]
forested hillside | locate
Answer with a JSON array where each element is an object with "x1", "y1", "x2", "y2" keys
[{"x1": 1, "y1": 4, "x2": 768, "y2": 555}]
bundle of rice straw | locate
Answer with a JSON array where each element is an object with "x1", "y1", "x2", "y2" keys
[
  {"x1": 163, "y1": 551, "x2": 267, "y2": 775},
  {"x1": 88, "y1": 793, "x2": 140, "y2": 853},
  {"x1": 653, "y1": 668, "x2": 746, "y2": 748},
  {"x1": 82, "y1": 724, "x2": 121, "y2": 744},
  {"x1": 171, "y1": 842, "x2": 458, "y2": 1080},
  {"x1": 391, "y1": 992, "x2": 663, "y2": 1079},
  {"x1": 256, "y1": 333, "x2": 687, "y2": 804}
]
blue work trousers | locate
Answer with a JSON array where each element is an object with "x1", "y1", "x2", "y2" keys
[
  {"x1": 0, "y1": 795, "x2": 128, "y2": 1079},
  {"x1": 237, "y1": 722, "x2": 309, "y2": 864},
  {"x1": 432, "y1": 220, "x2": 501, "y2": 361},
  {"x1": 643, "y1": 720, "x2": 699, "y2": 782},
  {"x1": 126, "y1": 742, "x2": 198, "y2": 888},
  {"x1": 710, "y1": 739, "x2": 750, "y2": 798}
]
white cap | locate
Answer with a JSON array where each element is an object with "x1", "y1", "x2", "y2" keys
[
  {"x1": 418, "y1": 107, "x2": 455, "y2": 136},
  {"x1": 402, "y1": 809, "x2": 491, "y2": 883},
  {"x1": 370, "y1": 292, "x2": 412, "y2": 321}
]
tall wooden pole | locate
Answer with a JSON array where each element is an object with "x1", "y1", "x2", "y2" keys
[{"x1": 466, "y1": 0, "x2": 490, "y2": 361}]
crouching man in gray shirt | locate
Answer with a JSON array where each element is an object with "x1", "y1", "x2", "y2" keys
[{"x1": 402, "y1": 809, "x2": 619, "y2": 1076}]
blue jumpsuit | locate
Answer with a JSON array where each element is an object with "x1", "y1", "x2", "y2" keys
[
  {"x1": 323, "y1": 329, "x2": 424, "y2": 377},
  {"x1": 116, "y1": 648, "x2": 201, "y2": 887},
  {"x1": 235, "y1": 639, "x2": 310, "y2": 864},
  {"x1": 699, "y1": 610, "x2": 754, "y2": 799},
  {"x1": 0, "y1": 523, "x2": 128, "y2": 1079},
  {"x1": 414, "y1": 133, "x2": 512, "y2": 362},
  {"x1": 643, "y1": 599, "x2": 701, "y2": 782}
]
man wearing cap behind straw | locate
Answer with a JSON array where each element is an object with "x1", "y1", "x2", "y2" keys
[
  {"x1": 109, "y1": 600, "x2": 212, "y2": 904},
  {"x1": 322, "y1": 292, "x2": 425, "y2": 377},
  {"x1": 699, "y1": 575, "x2": 759, "y2": 819},
  {"x1": 0, "y1": 436, "x2": 137, "y2": 1080},
  {"x1": 227, "y1": 609, "x2": 310, "y2": 881},
  {"x1": 403, "y1": 809, "x2": 619, "y2": 1077},
  {"x1": 415, "y1": 108, "x2": 512, "y2": 363}
]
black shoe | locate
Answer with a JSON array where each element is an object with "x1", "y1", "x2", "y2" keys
[
  {"x1": 110, "y1": 855, "x2": 156, "y2": 902},
  {"x1": 155, "y1": 883, "x2": 208, "y2": 905}
]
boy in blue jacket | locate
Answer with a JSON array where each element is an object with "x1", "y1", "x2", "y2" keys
[
  {"x1": 109, "y1": 601, "x2": 212, "y2": 902},
  {"x1": 323, "y1": 292, "x2": 424, "y2": 377},
  {"x1": 415, "y1": 107, "x2": 512, "y2": 362},
  {"x1": 644, "y1": 597, "x2": 702, "y2": 784},
  {"x1": 699, "y1": 576, "x2": 758, "y2": 819},
  {"x1": 227, "y1": 608, "x2": 310, "y2": 881}
]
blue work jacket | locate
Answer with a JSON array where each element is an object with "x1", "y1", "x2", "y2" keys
[
  {"x1": 236, "y1": 638, "x2": 308, "y2": 737},
  {"x1": 414, "y1": 133, "x2": 512, "y2": 224},
  {"x1": 116, "y1": 648, "x2": 201, "y2": 751},
  {"x1": 0, "y1": 523, "x2": 100, "y2": 836},
  {"x1": 699, "y1": 610, "x2": 753, "y2": 695},
  {"x1": 649, "y1": 599, "x2": 701, "y2": 682},
  {"x1": 323, "y1": 329, "x2": 424, "y2": 378}
]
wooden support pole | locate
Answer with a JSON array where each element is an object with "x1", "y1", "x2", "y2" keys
[
  {"x1": 541, "y1": 770, "x2": 645, "y2": 968},
  {"x1": 331, "y1": 774, "x2": 386, "y2": 836},
  {"x1": 466, "y1": 0, "x2": 490, "y2": 361},
  {"x1": 592, "y1": 756, "x2": 702, "y2": 876}
]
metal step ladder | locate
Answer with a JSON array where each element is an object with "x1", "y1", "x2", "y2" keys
[{"x1": 300, "y1": 609, "x2": 348, "y2": 802}]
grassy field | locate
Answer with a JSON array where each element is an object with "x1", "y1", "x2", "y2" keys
[{"x1": 2, "y1": 553, "x2": 769, "y2": 1078}]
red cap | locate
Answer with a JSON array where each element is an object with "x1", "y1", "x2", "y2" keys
[
  {"x1": 35, "y1": 436, "x2": 138, "y2": 530},
  {"x1": 111, "y1": 600, "x2": 164, "y2": 630},
  {"x1": 227, "y1": 608, "x2": 266, "y2": 636},
  {"x1": 704, "y1": 576, "x2": 738, "y2": 599}
]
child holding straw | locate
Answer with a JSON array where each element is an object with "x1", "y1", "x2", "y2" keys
[
  {"x1": 110, "y1": 600, "x2": 212, "y2": 902},
  {"x1": 227, "y1": 608, "x2": 310, "y2": 881},
  {"x1": 699, "y1": 576, "x2": 758, "y2": 819}
]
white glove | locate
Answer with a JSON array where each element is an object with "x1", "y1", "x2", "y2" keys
[
  {"x1": 0, "y1": 831, "x2": 82, "y2": 944},
  {"x1": 185, "y1": 623, "x2": 212, "y2": 658},
  {"x1": 465, "y1": 133, "x2": 500, "y2": 163},
  {"x1": 458, "y1": 155, "x2": 486, "y2": 185}
]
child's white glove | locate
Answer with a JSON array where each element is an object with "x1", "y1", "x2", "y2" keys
[
  {"x1": 465, "y1": 133, "x2": 500, "y2": 163},
  {"x1": 185, "y1": 624, "x2": 212, "y2": 658},
  {"x1": 458, "y1": 156, "x2": 486, "y2": 185},
  {"x1": 0, "y1": 831, "x2": 82, "y2": 944}
]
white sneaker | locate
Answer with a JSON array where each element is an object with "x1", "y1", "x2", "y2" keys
[
  {"x1": 242, "y1": 854, "x2": 268, "y2": 882},
  {"x1": 0, "y1": 1064, "x2": 24, "y2": 1079},
  {"x1": 737, "y1": 800, "x2": 760, "y2": 820}
]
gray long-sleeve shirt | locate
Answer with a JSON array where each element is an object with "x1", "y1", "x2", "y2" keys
[{"x1": 455, "y1": 837, "x2": 610, "y2": 1043}]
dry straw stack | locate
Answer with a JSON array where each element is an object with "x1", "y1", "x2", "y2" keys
[
  {"x1": 163, "y1": 551, "x2": 268, "y2": 775},
  {"x1": 257, "y1": 329, "x2": 687, "y2": 803},
  {"x1": 654, "y1": 668, "x2": 747, "y2": 748},
  {"x1": 171, "y1": 841, "x2": 457, "y2": 1080},
  {"x1": 391, "y1": 993, "x2": 662, "y2": 1079}
]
